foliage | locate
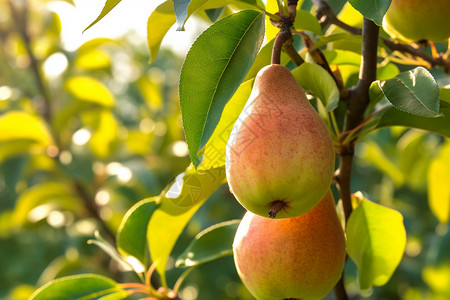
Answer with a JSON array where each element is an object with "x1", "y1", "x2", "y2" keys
[{"x1": 0, "y1": 0, "x2": 449, "y2": 299}]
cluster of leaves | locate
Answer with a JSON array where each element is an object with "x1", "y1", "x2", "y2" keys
[{"x1": 1, "y1": 0, "x2": 449, "y2": 299}]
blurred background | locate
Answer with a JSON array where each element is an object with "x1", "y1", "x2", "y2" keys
[{"x1": 0, "y1": 0, "x2": 449, "y2": 299}]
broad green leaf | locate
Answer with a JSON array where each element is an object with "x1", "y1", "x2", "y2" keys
[
  {"x1": 347, "y1": 197, "x2": 406, "y2": 289},
  {"x1": 376, "y1": 107, "x2": 450, "y2": 138},
  {"x1": 380, "y1": 67, "x2": 441, "y2": 118},
  {"x1": 315, "y1": 33, "x2": 362, "y2": 54},
  {"x1": 0, "y1": 111, "x2": 52, "y2": 146},
  {"x1": 179, "y1": 10, "x2": 264, "y2": 167},
  {"x1": 148, "y1": 165, "x2": 226, "y2": 286},
  {"x1": 428, "y1": 141, "x2": 450, "y2": 224},
  {"x1": 176, "y1": 219, "x2": 240, "y2": 268},
  {"x1": 348, "y1": 0, "x2": 391, "y2": 25},
  {"x1": 65, "y1": 76, "x2": 114, "y2": 107},
  {"x1": 30, "y1": 274, "x2": 123, "y2": 300},
  {"x1": 12, "y1": 182, "x2": 81, "y2": 227},
  {"x1": 88, "y1": 233, "x2": 132, "y2": 272},
  {"x1": 291, "y1": 62, "x2": 339, "y2": 111},
  {"x1": 116, "y1": 198, "x2": 158, "y2": 266},
  {"x1": 84, "y1": 0, "x2": 122, "y2": 32},
  {"x1": 377, "y1": 62, "x2": 400, "y2": 81},
  {"x1": 98, "y1": 291, "x2": 129, "y2": 300},
  {"x1": 293, "y1": 10, "x2": 322, "y2": 35},
  {"x1": 173, "y1": 0, "x2": 192, "y2": 30},
  {"x1": 199, "y1": 79, "x2": 253, "y2": 170},
  {"x1": 322, "y1": 49, "x2": 361, "y2": 66}
]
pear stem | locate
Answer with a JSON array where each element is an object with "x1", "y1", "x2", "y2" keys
[{"x1": 269, "y1": 200, "x2": 286, "y2": 218}]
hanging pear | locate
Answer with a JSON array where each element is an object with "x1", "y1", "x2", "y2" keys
[
  {"x1": 233, "y1": 191, "x2": 346, "y2": 300},
  {"x1": 226, "y1": 64, "x2": 335, "y2": 218}
]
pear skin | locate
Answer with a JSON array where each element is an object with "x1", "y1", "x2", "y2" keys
[
  {"x1": 233, "y1": 191, "x2": 346, "y2": 300},
  {"x1": 226, "y1": 64, "x2": 335, "y2": 218},
  {"x1": 383, "y1": 0, "x2": 450, "y2": 42}
]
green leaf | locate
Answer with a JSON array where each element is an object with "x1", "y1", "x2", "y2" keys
[
  {"x1": 376, "y1": 107, "x2": 450, "y2": 138},
  {"x1": 84, "y1": 0, "x2": 122, "y2": 32},
  {"x1": 293, "y1": 10, "x2": 322, "y2": 35},
  {"x1": 148, "y1": 165, "x2": 225, "y2": 286},
  {"x1": 88, "y1": 232, "x2": 133, "y2": 273},
  {"x1": 348, "y1": 0, "x2": 391, "y2": 25},
  {"x1": 65, "y1": 76, "x2": 114, "y2": 107},
  {"x1": 380, "y1": 67, "x2": 441, "y2": 118},
  {"x1": 346, "y1": 196, "x2": 406, "y2": 290},
  {"x1": 204, "y1": 7, "x2": 225, "y2": 22},
  {"x1": 428, "y1": 141, "x2": 450, "y2": 224},
  {"x1": 322, "y1": 49, "x2": 361, "y2": 66},
  {"x1": 30, "y1": 274, "x2": 124, "y2": 300},
  {"x1": 173, "y1": 0, "x2": 192, "y2": 30},
  {"x1": 179, "y1": 10, "x2": 264, "y2": 167},
  {"x1": 199, "y1": 79, "x2": 254, "y2": 170},
  {"x1": 176, "y1": 220, "x2": 240, "y2": 268},
  {"x1": 117, "y1": 198, "x2": 158, "y2": 266},
  {"x1": 291, "y1": 62, "x2": 340, "y2": 111}
]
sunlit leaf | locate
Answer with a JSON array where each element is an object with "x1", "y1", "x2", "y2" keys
[
  {"x1": 376, "y1": 107, "x2": 450, "y2": 138},
  {"x1": 264, "y1": 0, "x2": 278, "y2": 43},
  {"x1": 88, "y1": 233, "x2": 132, "y2": 273},
  {"x1": 30, "y1": 274, "x2": 124, "y2": 300},
  {"x1": 176, "y1": 220, "x2": 240, "y2": 268},
  {"x1": 117, "y1": 198, "x2": 158, "y2": 266},
  {"x1": 0, "y1": 111, "x2": 52, "y2": 146},
  {"x1": 428, "y1": 141, "x2": 450, "y2": 224},
  {"x1": 347, "y1": 196, "x2": 406, "y2": 289},
  {"x1": 179, "y1": 10, "x2": 264, "y2": 167},
  {"x1": 293, "y1": 10, "x2": 322, "y2": 35},
  {"x1": 199, "y1": 79, "x2": 253, "y2": 170},
  {"x1": 148, "y1": 165, "x2": 226, "y2": 286},
  {"x1": 440, "y1": 87, "x2": 450, "y2": 105},
  {"x1": 84, "y1": 0, "x2": 122, "y2": 32},
  {"x1": 136, "y1": 76, "x2": 163, "y2": 111},
  {"x1": 348, "y1": 0, "x2": 391, "y2": 25},
  {"x1": 83, "y1": 110, "x2": 118, "y2": 158},
  {"x1": 380, "y1": 67, "x2": 441, "y2": 118},
  {"x1": 65, "y1": 76, "x2": 114, "y2": 107},
  {"x1": 291, "y1": 62, "x2": 340, "y2": 111},
  {"x1": 74, "y1": 49, "x2": 111, "y2": 70},
  {"x1": 322, "y1": 49, "x2": 361, "y2": 66}
]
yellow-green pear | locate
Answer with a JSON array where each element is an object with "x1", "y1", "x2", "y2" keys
[
  {"x1": 226, "y1": 64, "x2": 335, "y2": 219},
  {"x1": 233, "y1": 191, "x2": 346, "y2": 300},
  {"x1": 383, "y1": 0, "x2": 450, "y2": 42}
]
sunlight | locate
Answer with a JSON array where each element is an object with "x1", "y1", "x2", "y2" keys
[
  {"x1": 72, "y1": 128, "x2": 91, "y2": 145},
  {"x1": 43, "y1": 52, "x2": 68, "y2": 78}
]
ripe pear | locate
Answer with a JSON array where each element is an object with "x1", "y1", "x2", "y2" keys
[
  {"x1": 233, "y1": 191, "x2": 346, "y2": 300},
  {"x1": 383, "y1": 0, "x2": 450, "y2": 42},
  {"x1": 226, "y1": 64, "x2": 335, "y2": 219}
]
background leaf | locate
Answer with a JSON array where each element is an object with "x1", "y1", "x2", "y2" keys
[
  {"x1": 176, "y1": 219, "x2": 240, "y2": 268},
  {"x1": 291, "y1": 62, "x2": 340, "y2": 111},
  {"x1": 427, "y1": 141, "x2": 450, "y2": 224},
  {"x1": 116, "y1": 198, "x2": 158, "y2": 266},
  {"x1": 347, "y1": 197, "x2": 407, "y2": 289},
  {"x1": 376, "y1": 107, "x2": 450, "y2": 138},
  {"x1": 30, "y1": 274, "x2": 123, "y2": 300},
  {"x1": 293, "y1": 10, "x2": 322, "y2": 35},
  {"x1": 84, "y1": 0, "x2": 122, "y2": 32},
  {"x1": 348, "y1": 0, "x2": 391, "y2": 25},
  {"x1": 65, "y1": 76, "x2": 114, "y2": 107},
  {"x1": 148, "y1": 165, "x2": 226, "y2": 286},
  {"x1": 380, "y1": 67, "x2": 441, "y2": 118},
  {"x1": 179, "y1": 10, "x2": 264, "y2": 167}
]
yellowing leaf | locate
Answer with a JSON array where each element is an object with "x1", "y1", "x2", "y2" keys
[
  {"x1": 198, "y1": 79, "x2": 253, "y2": 170},
  {"x1": 265, "y1": 0, "x2": 278, "y2": 43},
  {"x1": 65, "y1": 76, "x2": 114, "y2": 107},
  {"x1": 74, "y1": 49, "x2": 111, "y2": 70},
  {"x1": 89, "y1": 110, "x2": 119, "y2": 158},
  {"x1": 428, "y1": 140, "x2": 450, "y2": 224},
  {"x1": 148, "y1": 165, "x2": 226, "y2": 286},
  {"x1": 0, "y1": 111, "x2": 52, "y2": 145},
  {"x1": 136, "y1": 76, "x2": 163, "y2": 111},
  {"x1": 347, "y1": 197, "x2": 407, "y2": 290}
]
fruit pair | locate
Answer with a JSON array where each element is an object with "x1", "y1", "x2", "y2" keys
[{"x1": 226, "y1": 64, "x2": 345, "y2": 299}]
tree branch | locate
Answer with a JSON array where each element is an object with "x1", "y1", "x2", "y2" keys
[{"x1": 311, "y1": 0, "x2": 448, "y2": 69}]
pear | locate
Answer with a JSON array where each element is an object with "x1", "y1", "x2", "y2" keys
[
  {"x1": 383, "y1": 0, "x2": 450, "y2": 42},
  {"x1": 226, "y1": 64, "x2": 335, "y2": 219},
  {"x1": 233, "y1": 191, "x2": 346, "y2": 300}
]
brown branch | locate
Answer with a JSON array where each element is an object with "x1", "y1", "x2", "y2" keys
[{"x1": 311, "y1": 0, "x2": 448, "y2": 69}]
